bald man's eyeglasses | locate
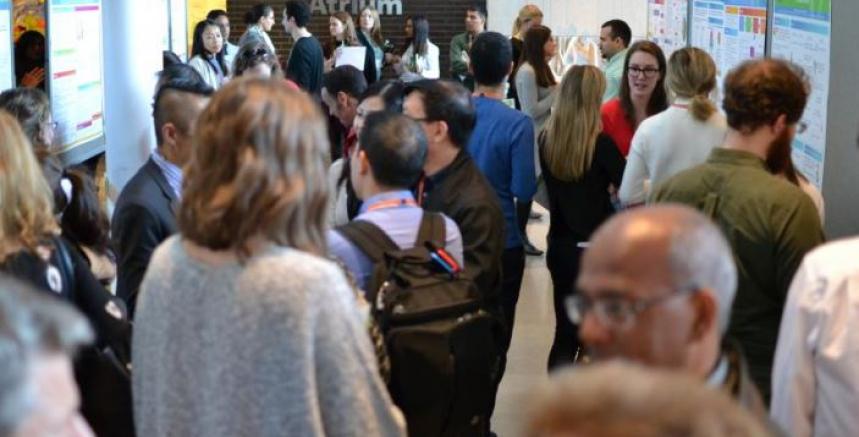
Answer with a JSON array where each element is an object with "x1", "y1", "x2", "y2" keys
[{"x1": 565, "y1": 285, "x2": 699, "y2": 330}]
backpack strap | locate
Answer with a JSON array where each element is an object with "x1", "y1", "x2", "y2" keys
[
  {"x1": 336, "y1": 220, "x2": 400, "y2": 263},
  {"x1": 415, "y1": 212, "x2": 446, "y2": 249}
]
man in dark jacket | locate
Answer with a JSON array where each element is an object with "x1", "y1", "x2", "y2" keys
[
  {"x1": 573, "y1": 205, "x2": 770, "y2": 423},
  {"x1": 404, "y1": 80, "x2": 505, "y2": 435},
  {"x1": 112, "y1": 66, "x2": 212, "y2": 317}
]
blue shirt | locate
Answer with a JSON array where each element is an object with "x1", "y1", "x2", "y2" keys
[
  {"x1": 467, "y1": 96, "x2": 537, "y2": 248},
  {"x1": 327, "y1": 190, "x2": 464, "y2": 292},
  {"x1": 150, "y1": 150, "x2": 183, "y2": 199}
]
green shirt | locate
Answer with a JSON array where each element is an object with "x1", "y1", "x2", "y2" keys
[
  {"x1": 602, "y1": 48, "x2": 628, "y2": 103},
  {"x1": 450, "y1": 32, "x2": 474, "y2": 85},
  {"x1": 650, "y1": 147, "x2": 824, "y2": 400}
]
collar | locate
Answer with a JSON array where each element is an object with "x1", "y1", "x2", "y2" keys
[
  {"x1": 706, "y1": 354, "x2": 730, "y2": 388},
  {"x1": 672, "y1": 97, "x2": 693, "y2": 108},
  {"x1": 707, "y1": 148, "x2": 767, "y2": 170},
  {"x1": 359, "y1": 190, "x2": 418, "y2": 214},
  {"x1": 609, "y1": 48, "x2": 629, "y2": 65},
  {"x1": 150, "y1": 150, "x2": 183, "y2": 199},
  {"x1": 426, "y1": 149, "x2": 469, "y2": 185}
]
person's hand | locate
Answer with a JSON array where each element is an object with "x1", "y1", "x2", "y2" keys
[
  {"x1": 21, "y1": 67, "x2": 45, "y2": 88},
  {"x1": 324, "y1": 56, "x2": 335, "y2": 73}
]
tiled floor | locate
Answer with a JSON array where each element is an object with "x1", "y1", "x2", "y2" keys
[{"x1": 492, "y1": 205, "x2": 555, "y2": 437}]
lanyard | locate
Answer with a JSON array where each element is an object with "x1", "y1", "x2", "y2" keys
[
  {"x1": 365, "y1": 198, "x2": 418, "y2": 212},
  {"x1": 672, "y1": 103, "x2": 689, "y2": 109}
]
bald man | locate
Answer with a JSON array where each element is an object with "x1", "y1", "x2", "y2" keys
[{"x1": 569, "y1": 205, "x2": 768, "y2": 419}]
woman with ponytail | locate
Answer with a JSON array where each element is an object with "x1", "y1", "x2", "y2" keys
[{"x1": 618, "y1": 47, "x2": 726, "y2": 206}]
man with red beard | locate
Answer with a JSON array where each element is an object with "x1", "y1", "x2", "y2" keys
[{"x1": 650, "y1": 58, "x2": 824, "y2": 403}]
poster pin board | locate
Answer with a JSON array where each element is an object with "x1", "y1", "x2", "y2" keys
[{"x1": 48, "y1": 0, "x2": 105, "y2": 163}]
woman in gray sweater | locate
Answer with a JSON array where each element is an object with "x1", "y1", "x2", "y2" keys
[{"x1": 133, "y1": 78, "x2": 404, "y2": 437}]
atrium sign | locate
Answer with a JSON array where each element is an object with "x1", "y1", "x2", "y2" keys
[{"x1": 310, "y1": 0, "x2": 403, "y2": 16}]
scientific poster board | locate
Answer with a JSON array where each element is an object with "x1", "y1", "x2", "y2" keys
[
  {"x1": 771, "y1": 0, "x2": 831, "y2": 188},
  {"x1": 0, "y1": 0, "x2": 13, "y2": 91},
  {"x1": 648, "y1": 0, "x2": 689, "y2": 56},
  {"x1": 691, "y1": 0, "x2": 767, "y2": 96},
  {"x1": 47, "y1": 0, "x2": 104, "y2": 161}
]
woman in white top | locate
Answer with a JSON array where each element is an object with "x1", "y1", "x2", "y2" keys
[
  {"x1": 238, "y1": 3, "x2": 276, "y2": 55},
  {"x1": 515, "y1": 24, "x2": 558, "y2": 135},
  {"x1": 188, "y1": 19, "x2": 229, "y2": 90},
  {"x1": 620, "y1": 47, "x2": 726, "y2": 206},
  {"x1": 393, "y1": 15, "x2": 439, "y2": 82}
]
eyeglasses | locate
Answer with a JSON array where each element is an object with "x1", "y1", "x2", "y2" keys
[
  {"x1": 628, "y1": 66, "x2": 661, "y2": 78},
  {"x1": 565, "y1": 285, "x2": 699, "y2": 330}
]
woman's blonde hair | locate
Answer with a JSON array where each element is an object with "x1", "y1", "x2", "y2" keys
[
  {"x1": 542, "y1": 65, "x2": 605, "y2": 181},
  {"x1": 178, "y1": 78, "x2": 330, "y2": 259},
  {"x1": 667, "y1": 47, "x2": 717, "y2": 122},
  {"x1": 512, "y1": 4, "x2": 543, "y2": 39},
  {"x1": 360, "y1": 5, "x2": 385, "y2": 46},
  {"x1": 331, "y1": 11, "x2": 360, "y2": 47},
  {"x1": 0, "y1": 110, "x2": 58, "y2": 261}
]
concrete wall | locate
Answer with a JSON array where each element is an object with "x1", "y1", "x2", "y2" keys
[
  {"x1": 487, "y1": 0, "x2": 647, "y2": 38},
  {"x1": 822, "y1": 0, "x2": 859, "y2": 238}
]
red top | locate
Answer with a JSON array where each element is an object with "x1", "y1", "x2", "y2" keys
[{"x1": 601, "y1": 98, "x2": 635, "y2": 157}]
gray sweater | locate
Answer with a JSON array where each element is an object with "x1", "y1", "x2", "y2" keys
[{"x1": 133, "y1": 236, "x2": 404, "y2": 437}]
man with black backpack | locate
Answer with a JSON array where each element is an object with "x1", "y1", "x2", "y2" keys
[
  {"x1": 330, "y1": 111, "x2": 499, "y2": 436},
  {"x1": 329, "y1": 110, "x2": 463, "y2": 291}
]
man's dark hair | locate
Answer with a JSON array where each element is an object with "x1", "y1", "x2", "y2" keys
[
  {"x1": 361, "y1": 79, "x2": 406, "y2": 112},
  {"x1": 285, "y1": 0, "x2": 312, "y2": 28},
  {"x1": 153, "y1": 66, "x2": 214, "y2": 145},
  {"x1": 324, "y1": 65, "x2": 368, "y2": 99},
  {"x1": 601, "y1": 19, "x2": 632, "y2": 47},
  {"x1": 466, "y1": 4, "x2": 487, "y2": 21},
  {"x1": 722, "y1": 59, "x2": 809, "y2": 133},
  {"x1": 358, "y1": 112, "x2": 428, "y2": 188},
  {"x1": 406, "y1": 80, "x2": 476, "y2": 149},
  {"x1": 207, "y1": 9, "x2": 228, "y2": 20},
  {"x1": 471, "y1": 31, "x2": 512, "y2": 86}
]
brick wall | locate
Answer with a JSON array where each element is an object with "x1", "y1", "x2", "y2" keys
[{"x1": 225, "y1": 0, "x2": 487, "y2": 79}]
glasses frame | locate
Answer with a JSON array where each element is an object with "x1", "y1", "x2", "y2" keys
[
  {"x1": 627, "y1": 66, "x2": 661, "y2": 79},
  {"x1": 565, "y1": 284, "x2": 699, "y2": 331}
]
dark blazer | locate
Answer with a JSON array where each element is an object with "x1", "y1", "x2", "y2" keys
[{"x1": 112, "y1": 157, "x2": 178, "y2": 317}]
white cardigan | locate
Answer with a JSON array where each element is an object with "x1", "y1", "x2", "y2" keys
[
  {"x1": 396, "y1": 41, "x2": 440, "y2": 82},
  {"x1": 188, "y1": 55, "x2": 224, "y2": 90},
  {"x1": 620, "y1": 99, "x2": 727, "y2": 205}
]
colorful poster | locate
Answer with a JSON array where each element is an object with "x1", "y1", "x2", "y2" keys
[
  {"x1": 648, "y1": 0, "x2": 689, "y2": 56},
  {"x1": 48, "y1": 0, "x2": 103, "y2": 151},
  {"x1": 772, "y1": 0, "x2": 831, "y2": 188},
  {"x1": 0, "y1": 0, "x2": 12, "y2": 91},
  {"x1": 12, "y1": 0, "x2": 45, "y2": 40},
  {"x1": 691, "y1": 0, "x2": 725, "y2": 71}
]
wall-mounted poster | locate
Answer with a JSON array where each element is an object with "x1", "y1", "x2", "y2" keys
[
  {"x1": 771, "y1": 0, "x2": 831, "y2": 188},
  {"x1": 691, "y1": 0, "x2": 767, "y2": 100},
  {"x1": 48, "y1": 0, "x2": 104, "y2": 158},
  {"x1": 0, "y1": 0, "x2": 13, "y2": 91},
  {"x1": 12, "y1": 0, "x2": 44, "y2": 39},
  {"x1": 648, "y1": 0, "x2": 688, "y2": 56}
]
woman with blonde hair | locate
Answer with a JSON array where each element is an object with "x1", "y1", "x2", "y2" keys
[
  {"x1": 539, "y1": 65, "x2": 625, "y2": 370},
  {"x1": 326, "y1": 11, "x2": 376, "y2": 83},
  {"x1": 508, "y1": 4, "x2": 544, "y2": 109},
  {"x1": 132, "y1": 78, "x2": 404, "y2": 437},
  {"x1": 357, "y1": 5, "x2": 392, "y2": 82},
  {"x1": 0, "y1": 110, "x2": 133, "y2": 436},
  {"x1": 619, "y1": 47, "x2": 726, "y2": 206}
]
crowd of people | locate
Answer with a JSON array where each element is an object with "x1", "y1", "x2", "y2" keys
[{"x1": 0, "y1": 1, "x2": 857, "y2": 437}]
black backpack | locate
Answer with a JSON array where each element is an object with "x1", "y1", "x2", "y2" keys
[{"x1": 337, "y1": 212, "x2": 499, "y2": 437}]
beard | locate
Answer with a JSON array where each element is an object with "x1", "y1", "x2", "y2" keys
[{"x1": 765, "y1": 128, "x2": 794, "y2": 176}]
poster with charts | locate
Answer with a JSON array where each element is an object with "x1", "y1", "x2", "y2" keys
[
  {"x1": 771, "y1": 0, "x2": 830, "y2": 188},
  {"x1": 48, "y1": 0, "x2": 104, "y2": 152},
  {"x1": 648, "y1": 0, "x2": 689, "y2": 56},
  {"x1": 0, "y1": 0, "x2": 12, "y2": 91}
]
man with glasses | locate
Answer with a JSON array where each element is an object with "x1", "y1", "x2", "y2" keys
[
  {"x1": 572, "y1": 204, "x2": 768, "y2": 419},
  {"x1": 651, "y1": 58, "x2": 824, "y2": 402}
]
